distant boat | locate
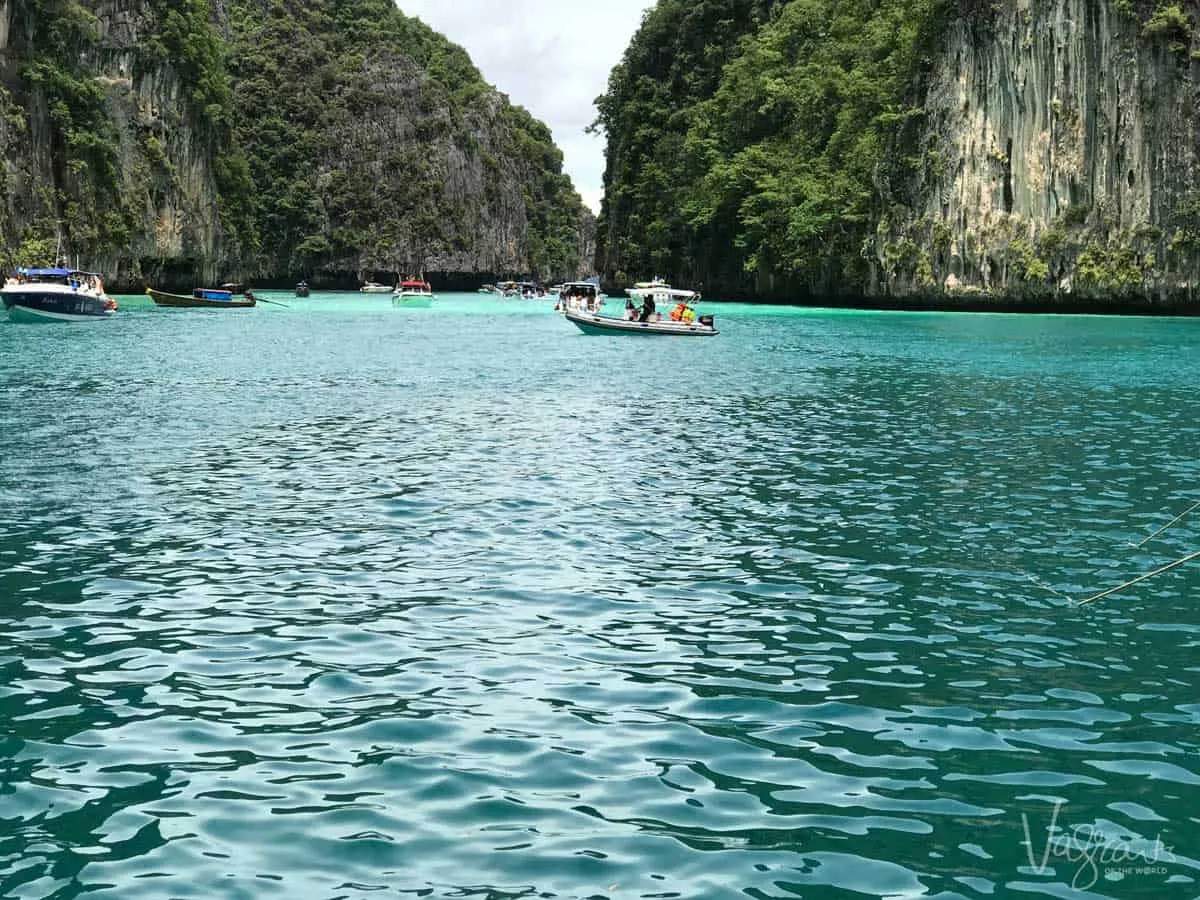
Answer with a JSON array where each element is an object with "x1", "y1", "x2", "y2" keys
[
  {"x1": 554, "y1": 281, "x2": 603, "y2": 314},
  {"x1": 360, "y1": 281, "x2": 394, "y2": 294},
  {"x1": 496, "y1": 280, "x2": 543, "y2": 298},
  {"x1": 393, "y1": 278, "x2": 434, "y2": 307},
  {"x1": 295, "y1": 281, "x2": 310, "y2": 298},
  {"x1": 147, "y1": 286, "x2": 257, "y2": 308},
  {"x1": 2, "y1": 267, "x2": 117, "y2": 322},
  {"x1": 626, "y1": 279, "x2": 697, "y2": 304}
]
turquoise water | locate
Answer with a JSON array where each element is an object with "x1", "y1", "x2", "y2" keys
[{"x1": 2, "y1": 292, "x2": 1199, "y2": 899}]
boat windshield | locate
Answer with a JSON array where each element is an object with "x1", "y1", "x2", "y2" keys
[{"x1": 12, "y1": 267, "x2": 103, "y2": 287}]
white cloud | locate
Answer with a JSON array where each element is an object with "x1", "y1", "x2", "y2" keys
[{"x1": 396, "y1": 0, "x2": 655, "y2": 213}]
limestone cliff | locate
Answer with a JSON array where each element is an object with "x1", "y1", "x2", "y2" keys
[
  {"x1": 0, "y1": 0, "x2": 237, "y2": 286},
  {"x1": 883, "y1": 0, "x2": 1200, "y2": 302},
  {"x1": 0, "y1": 0, "x2": 591, "y2": 289},
  {"x1": 597, "y1": 0, "x2": 1200, "y2": 305}
]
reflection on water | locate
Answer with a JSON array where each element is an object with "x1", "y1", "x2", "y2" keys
[{"x1": 1, "y1": 298, "x2": 1199, "y2": 898}]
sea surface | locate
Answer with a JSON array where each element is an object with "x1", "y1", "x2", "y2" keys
[{"x1": 2, "y1": 291, "x2": 1199, "y2": 899}]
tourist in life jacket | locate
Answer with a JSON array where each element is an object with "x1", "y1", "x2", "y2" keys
[{"x1": 669, "y1": 301, "x2": 687, "y2": 321}]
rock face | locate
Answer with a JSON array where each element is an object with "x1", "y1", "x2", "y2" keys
[
  {"x1": 597, "y1": 0, "x2": 1200, "y2": 304},
  {"x1": 883, "y1": 0, "x2": 1200, "y2": 302},
  {"x1": 0, "y1": 0, "x2": 591, "y2": 289},
  {"x1": 0, "y1": 0, "x2": 233, "y2": 286}
]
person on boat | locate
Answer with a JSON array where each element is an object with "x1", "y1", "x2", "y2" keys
[
  {"x1": 638, "y1": 295, "x2": 656, "y2": 322},
  {"x1": 624, "y1": 298, "x2": 638, "y2": 320},
  {"x1": 669, "y1": 300, "x2": 687, "y2": 321},
  {"x1": 681, "y1": 305, "x2": 696, "y2": 324}
]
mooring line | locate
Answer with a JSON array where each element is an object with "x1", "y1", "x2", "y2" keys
[
  {"x1": 1077, "y1": 549, "x2": 1200, "y2": 605},
  {"x1": 1027, "y1": 574, "x2": 1072, "y2": 601},
  {"x1": 1133, "y1": 500, "x2": 1200, "y2": 548}
]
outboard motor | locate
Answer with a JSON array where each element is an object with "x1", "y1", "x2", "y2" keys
[{"x1": 699, "y1": 314, "x2": 715, "y2": 328}]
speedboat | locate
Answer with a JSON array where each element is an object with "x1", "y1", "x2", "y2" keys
[
  {"x1": 2, "y1": 267, "x2": 117, "y2": 322},
  {"x1": 360, "y1": 281, "x2": 394, "y2": 294},
  {"x1": 295, "y1": 281, "x2": 310, "y2": 297},
  {"x1": 393, "y1": 279, "x2": 434, "y2": 307},
  {"x1": 564, "y1": 306, "x2": 717, "y2": 336},
  {"x1": 566, "y1": 280, "x2": 716, "y2": 335}
]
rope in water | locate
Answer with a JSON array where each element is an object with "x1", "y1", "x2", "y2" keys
[
  {"x1": 1077, "y1": 549, "x2": 1200, "y2": 606},
  {"x1": 1133, "y1": 499, "x2": 1200, "y2": 548}
]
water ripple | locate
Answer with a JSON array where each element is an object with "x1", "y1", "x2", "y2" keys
[{"x1": 2, "y1": 301, "x2": 1199, "y2": 897}]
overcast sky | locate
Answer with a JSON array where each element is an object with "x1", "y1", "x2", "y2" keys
[{"x1": 396, "y1": 1, "x2": 655, "y2": 214}]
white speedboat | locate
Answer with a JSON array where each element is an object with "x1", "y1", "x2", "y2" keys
[
  {"x1": 564, "y1": 306, "x2": 718, "y2": 336},
  {"x1": 360, "y1": 281, "x2": 394, "y2": 294},
  {"x1": 565, "y1": 278, "x2": 715, "y2": 335},
  {"x1": 393, "y1": 279, "x2": 434, "y2": 307},
  {"x1": 2, "y1": 267, "x2": 117, "y2": 322}
]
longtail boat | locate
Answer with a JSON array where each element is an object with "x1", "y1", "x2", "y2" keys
[{"x1": 147, "y1": 287, "x2": 257, "y2": 308}]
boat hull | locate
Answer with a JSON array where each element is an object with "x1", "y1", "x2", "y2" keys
[
  {"x1": 564, "y1": 309, "x2": 717, "y2": 336},
  {"x1": 148, "y1": 288, "x2": 255, "y2": 308},
  {"x1": 3, "y1": 294, "x2": 114, "y2": 323},
  {"x1": 5, "y1": 301, "x2": 113, "y2": 323},
  {"x1": 392, "y1": 293, "x2": 433, "y2": 308}
]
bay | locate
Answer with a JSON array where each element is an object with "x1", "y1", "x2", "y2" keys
[{"x1": 1, "y1": 292, "x2": 1198, "y2": 898}]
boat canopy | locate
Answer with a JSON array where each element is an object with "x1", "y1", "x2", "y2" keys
[
  {"x1": 401, "y1": 280, "x2": 429, "y2": 287},
  {"x1": 18, "y1": 267, "x2": 103, "y2": 278},
  {"x1": 627, "y1": 285, "x2": 700, "y2": 301}
]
